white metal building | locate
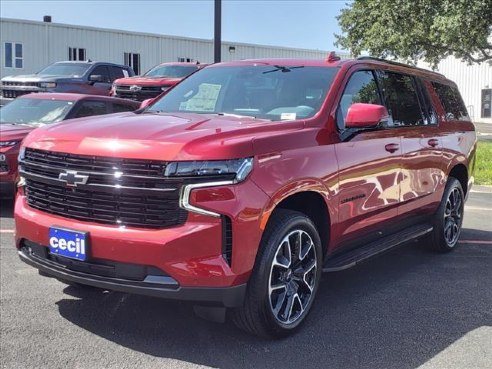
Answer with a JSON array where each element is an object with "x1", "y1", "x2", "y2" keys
[
  {"x1": 1, "y1": 17, "x2": 490, "y2": 123},
  {"x1": 0, "y1": 17, "x2": 334, "y2": 78},
  {"x1": 418, "y1": 57, "x2": 492, "y2": 123}
]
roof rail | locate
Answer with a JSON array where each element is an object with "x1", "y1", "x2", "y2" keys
[{"x1": 356, "y1": 56, "x2": 445, "y2": 78}]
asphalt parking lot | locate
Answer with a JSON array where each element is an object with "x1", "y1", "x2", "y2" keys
[{"x1": 0, "y1": 187, "x2": 491, "y2": 369}]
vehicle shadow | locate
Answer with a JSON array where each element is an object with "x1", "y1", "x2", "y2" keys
[
  {"x1": 56, "y1": 242, "x2": 492, "y2": 369},
  {"x1": 0, "y1": 197, "x2": 14, "y2": 218}
]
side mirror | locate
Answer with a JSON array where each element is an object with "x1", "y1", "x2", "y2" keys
[
  {"x1": 89, "y1": 74, "x2": 104, "y2": 83},
  {"x1": 140, "y1": 98, "x2": 155, "y2": 109},
  {"x1": 345, "y1": 103, "x2": 389, "y2": 128}
]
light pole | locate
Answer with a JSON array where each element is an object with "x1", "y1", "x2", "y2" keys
[{"x1": 214, "y1": 0, "x2": 221, "y2": 63}]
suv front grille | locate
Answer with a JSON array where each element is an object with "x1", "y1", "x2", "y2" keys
[
  {"x1": 2, "y1": 82, "x2": 42, "y2": 87},
  {"x1": 115, "y1": 85, "x2": 165, "y2": 101},
  {"x1": 21, "y1": 148, "x2": 188, "y2": 229},
  {"x1": 1, "y1": 82, "x2": 43, "y2": 98},
  {"x1": 1, "y1": 89, "x2": 32, "y2": 98}
]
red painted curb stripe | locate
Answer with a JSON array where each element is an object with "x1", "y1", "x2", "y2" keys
[{"x1": 459, "y1": 240, "x2": 492, "y2": 245}]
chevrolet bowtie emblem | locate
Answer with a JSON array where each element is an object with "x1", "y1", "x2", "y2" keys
[{"x1": 58, "y1": 170, "x2": 89, "y2": 187}]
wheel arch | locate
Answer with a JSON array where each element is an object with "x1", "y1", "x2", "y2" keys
[
  {"x1": 259, "y1": 184, "x2": 332, "y2": 257},
  {"x1": 448, "y1": 163, "x2": 468, "y2": 196}
]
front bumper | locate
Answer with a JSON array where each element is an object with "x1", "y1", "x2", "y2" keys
[
  {"x1": 15, "y1": 175, "x2": 268, "y2": 287},
  {"x1": 18, "y1": 240, "x2": 246, "y2": 307},
  {"x1": 0, "y1": 96, "x2": 14, "y2": 106}
]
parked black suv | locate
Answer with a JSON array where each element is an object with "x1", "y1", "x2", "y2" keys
[{"x1": 0, "y1": 61, "x2": 135, "y2": 105}]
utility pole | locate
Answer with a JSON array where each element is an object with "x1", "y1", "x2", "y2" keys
[{"x1": 214, "y1": 0, "x2": 221, "y2": 63}]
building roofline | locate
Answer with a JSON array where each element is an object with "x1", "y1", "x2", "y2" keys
[{"x1": 0, "y1": 17, "x2": 347, "y2": 56}]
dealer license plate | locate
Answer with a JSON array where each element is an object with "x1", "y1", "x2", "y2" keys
[{"x1": 48, "y1": 227, "x2": 89, "y2": 261}]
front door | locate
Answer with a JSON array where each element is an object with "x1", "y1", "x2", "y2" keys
[{"x1": 333, "y1": 69, "x2": 401, "y2": 248}]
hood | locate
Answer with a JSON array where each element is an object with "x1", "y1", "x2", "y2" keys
[
  {"x1": 0, "y1": 124, "x2": 35, "y2": 141},
  {"x1": 114, "y1": 76, "x2": 182, "y2": 87},
  {"x1": 1, "y1": 75, "x2": 76, "y2": 83},
  {"x1": 22, "y1": 112, "x2": 305, "y2": 161}
]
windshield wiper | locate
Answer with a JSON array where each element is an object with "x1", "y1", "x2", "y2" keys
[
  {"x1": 263, "y1": 65, "x2": 304, "y2": 74},
  {"x1": 2, "y1": 122, "x2": 39, "y2": 127},
  {"x1": 215, "y1": 112, "x2": 257, "y2": 119}
]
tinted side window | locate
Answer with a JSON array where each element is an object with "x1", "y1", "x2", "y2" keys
[
  {"x1": 110, "y1": 66, "x2": 127, "y2": 81},
  {"x1": 73, "y1": 101, "x2": 108, "y2": 118},
  {"x1": 432, "y1": 82, "x2": 470, "y2": 121},
  {"x1": 89, "y1": 65, "x2": 111, "y2": 83},
  {"x1": 379, "y1": 72, "x2": 424, "y2": 126},
  {"x1": 336, "y1": 70, "x2": 381, "y2": 129},
  {"x1": 415, "y1": 78, "x2": 438, "y2": 125},
  {"x1": 112, "y1": 103, "x2": 136, "y2": 113}
]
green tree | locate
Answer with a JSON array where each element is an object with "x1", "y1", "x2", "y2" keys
[{"x1": 335, "y1": 0, "x2": 492, "y2": 67}]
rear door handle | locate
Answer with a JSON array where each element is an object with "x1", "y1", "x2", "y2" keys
[
  {"x1": 428, "y1": 138, "x2": 439, "y2": 147},
  {"x1": 385, "y1": 143, "x2": 400, "y2": 153}
]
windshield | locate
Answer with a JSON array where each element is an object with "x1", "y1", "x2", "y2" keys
[
  {"x1": 0, "y1": 98, "x2": 75, "y2": 125},
  {"x1": 147, "y1": 65, "x2": 337, "y2": 121},
  {"x1": 38, "y1": 63, "x2": 90, "y2": 77},
  {"x1": 144, "y1": 65, "x2": 199, "y2": 78}
]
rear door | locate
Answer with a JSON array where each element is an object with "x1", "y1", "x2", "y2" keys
[{"x1": 334, "y1": 69, "x2": 402, "y2": 247}]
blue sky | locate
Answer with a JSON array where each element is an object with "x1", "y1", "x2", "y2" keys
[{"x1": 0, "y1": 0, "x2": 348, "y2": 51}]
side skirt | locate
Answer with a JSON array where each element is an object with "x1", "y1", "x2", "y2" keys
[{"x1": 323, "y1": 224, "x2": 433, "y2": 272}]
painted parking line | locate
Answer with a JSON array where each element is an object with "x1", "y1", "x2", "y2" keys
[
  {"x1": 0, "y1": 229, "x2": 15, "y2": 234},
  {"x1": 470, "y1": 190, "x2": 492, "y2": 194},
  {"x1": 465, "y1": 206, "x2": 492, "y2": 211}
]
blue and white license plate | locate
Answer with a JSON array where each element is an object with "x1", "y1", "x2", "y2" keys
[{"x1": 49, "y1": 227, "x2": 89, "y2": 261}]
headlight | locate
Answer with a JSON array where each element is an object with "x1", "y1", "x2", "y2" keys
[
  {"x1": 0, "y1": 140, "x2": 20, "y2": 147},
  {"x1": 165, "y1": 158, "x2": 253, "y2": 183},
  {"x1": 17, "y1": 176, "x2": 26, "y2": 188},
  {"x1": 40, "y1": 82, "x2": 57, "y2": 88},
  {"x1": 111, "y1": 83, "x2": 117, "y2": 94}
]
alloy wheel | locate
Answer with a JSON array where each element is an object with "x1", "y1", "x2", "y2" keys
[
  {"x1": 268, "y1": 229, "x2": 317, "y2": 325},
  {"x1": 443, "y1": 187, "x2": 463, "y2": 247}
]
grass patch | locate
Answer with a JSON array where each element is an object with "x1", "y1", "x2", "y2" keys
[{"x1": 475, "y1": 141, "x2": 492, "y2": 185}]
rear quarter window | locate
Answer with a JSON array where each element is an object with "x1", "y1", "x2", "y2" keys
[
  {"x1": 112, "y1": 103, "x2": 137, "y2": 113},
  {"x1": 72, "y1": 101, "x2": 108, "y2": 118},
  {"x1": 432, "y1": 82, "x2": 470, "y2": 121}
]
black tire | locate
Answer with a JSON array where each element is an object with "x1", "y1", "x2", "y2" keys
[
  {"x1": 428, "y1": 177, "x2": 465, "y2": 252},
  {"x1": 232, "y1": 209, "x2": 323, "y2": 338}
]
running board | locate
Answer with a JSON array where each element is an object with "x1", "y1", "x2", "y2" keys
[{"x1": 323, "y1": 224, "x2": 433, "y2": 272}]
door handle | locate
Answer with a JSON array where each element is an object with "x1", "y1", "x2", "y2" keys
[
  {"x1": 428, "y1": 139, "x2": 439, "y2": 147},
  {"x1": 385, "y1": 143, "x2": 400, "y2": 153}
]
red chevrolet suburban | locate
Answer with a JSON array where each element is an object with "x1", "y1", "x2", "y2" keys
[
  {"x1": 15, "y1": 56, "x2": 476, "y2": 337},
  {"x1": 111, "y1": 62, "x2": 207, "y2": 101}
]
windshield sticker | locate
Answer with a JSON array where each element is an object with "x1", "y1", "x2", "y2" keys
[
  {"x1": 179, "y1": 83, "x2": 222, "y2": 112},
  {"x1": 280, "y1": 112, "x2": 297, "y2": 120},
  {"x1": 122, "y1": 69, "x2": 129, "y2": 77}
]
